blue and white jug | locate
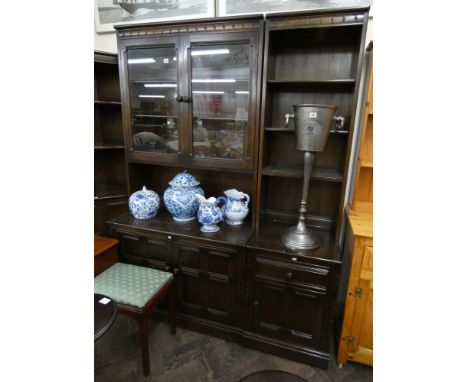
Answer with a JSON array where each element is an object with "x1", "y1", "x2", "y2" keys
[
  {"x1": 163, "y1": 171, "x2": 204, "y2": 221},
  {"x1": 195, "y1": 194, "x2": 224, "y2": 233},
  {"x1": 218, "y1": 189, "x2": 250, "y2": 225}
]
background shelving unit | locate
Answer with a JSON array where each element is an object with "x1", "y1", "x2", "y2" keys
[{"x1": 94, "y1": 51, "x2": 129, "y2": 234}]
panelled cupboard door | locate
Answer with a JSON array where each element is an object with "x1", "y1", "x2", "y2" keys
[
  {"x1": 251, "y1": 279, "x2": 328, "y2": 349},
  {"x1": 174, "y1": 242, "x2": 238, "y2": 326},
  {"x1": 338, "y1": 239, "x2": 373, "y2": 366}
]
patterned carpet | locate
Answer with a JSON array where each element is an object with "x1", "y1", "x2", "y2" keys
[{"x1": 95, "y1": 315, "x2": 372, "y2": 382}]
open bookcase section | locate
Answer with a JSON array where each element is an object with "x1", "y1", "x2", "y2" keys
[
  {"x1": 128, "y1": 163, "x2": 256, "y2": 226},
  {"x1": 267, "y1": 26, "x2": 362, "y2": 81},
  {"x1": 263, "y1": 131, "x2": 347, "y2": 173},
  {"x1": 94, "y1": 105, "x2": 124, "y2": 146},
  {"x1": 95, "y1": 150, "x2": 128, "y2": 198},
  {"x1": 257, "y1": 15, "x2": 365, "y2": 236},
  {"x1": 264, "y1": 88, "x2": 354, "y2": 131},
  {"x1": 94, "y1": 62, "x2": 121, "y2": 103},
  {"x1": 261, "y1": 176, "x2": 341, "y2": 231}
]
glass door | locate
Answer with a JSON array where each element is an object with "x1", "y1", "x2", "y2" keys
[
  {"x1": 189, "y1": 43, "x2": 252, "y2": 166},
  {"x1": 126, "y1": 46, "x2": 180, "y2": 158}
]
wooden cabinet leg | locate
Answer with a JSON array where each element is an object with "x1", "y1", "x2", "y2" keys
[
  {"x1": 137, "y1": 317, "x2": 150, "y2": 376},
  {"x1": 170, "y1": 282, "x2": 176, "y2": 335}
]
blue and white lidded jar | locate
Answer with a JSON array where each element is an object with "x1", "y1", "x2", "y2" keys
[
  {"x1": 129, "y1": 186, "x2": 160, "y2": 219},
  {"x1": 163, "y1": 171, "x2": 205, "y2": 221}
]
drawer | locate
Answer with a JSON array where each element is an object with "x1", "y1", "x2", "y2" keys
[{"x1": 255, "y1": 254, "x2": 333, "y2": 289}]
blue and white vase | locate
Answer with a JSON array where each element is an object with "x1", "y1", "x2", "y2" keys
[
  {"x1": 129, "y1": 186, "x2": 160, "y2": 219},
  {"x1": 163, "y1": 171, "x2": 204, "y2": 222},
  {"x1": 218, "y1": 188, "x2": 250, "y2": 225},
  {"x1": 195, "y1": 194, "x2": 224, "y2": 233}
]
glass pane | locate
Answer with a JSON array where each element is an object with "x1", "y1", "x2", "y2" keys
[
  {"x1": 127, "y1": 47, "x2": 179, "y2": 154},
  {"x1": 191, "y1": 44, "x2": 250, "y2": 159}
]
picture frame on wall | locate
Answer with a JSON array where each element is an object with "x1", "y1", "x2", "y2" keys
[
  {"x1": 216, "y1": 0, "x2": 371, "y2": 17},
  {"x1": 95, "y1": 0, "x2": 216, "y2": 33}
]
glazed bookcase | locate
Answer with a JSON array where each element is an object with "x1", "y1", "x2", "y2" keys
[{"x1": 105, "y1": 7, "x2": 370, "y2": 370}]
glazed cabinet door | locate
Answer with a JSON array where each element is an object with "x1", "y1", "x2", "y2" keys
[
  {"x1": 185, "y1": 31, "x2": 261, "y2": 170},
  {"x1": 121, "y1": 37, "x2": 184, "y2": 165}
]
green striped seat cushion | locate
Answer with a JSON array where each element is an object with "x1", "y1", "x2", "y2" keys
[{"x1": 94, "y1": 263, "x2": 173, "y2": 309}]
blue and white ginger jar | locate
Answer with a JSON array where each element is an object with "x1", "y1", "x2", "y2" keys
[
  {"x1": 163, "y1": 171, "x2": 204, "y2": 221},
  {"x1": 129, "y1": 186, "x2": 160, "y2": 219}
]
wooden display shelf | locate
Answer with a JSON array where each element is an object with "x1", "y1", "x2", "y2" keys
[
  {"x1": 94, "y1": 144, "x2": 125, "y2": 150},
  {"x1": 267, "y1": 79, "x2": 355, "y2": 86},
  {"x1": 360, "y1": 160, "x2": 373, "y2": 168},
  {"x1": 94, "y1": 184, "x2": 128, "y2": 200},
  {"x1": 346, "y1": 204, "x2": 372, "y2": 238},
  {"x1": 94, "y1": 100, "x2": 122, "y2": 106},
  {"x1": 262, "y1": 164, "x2": 343, "y2": 182},
  {"x1": 265, "y1": 127, "x2": 349, "y2": 135}
]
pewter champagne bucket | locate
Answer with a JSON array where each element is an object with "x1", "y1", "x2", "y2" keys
[{"x1": 285, "y1": 104, "x2": 344, "y2": 152}]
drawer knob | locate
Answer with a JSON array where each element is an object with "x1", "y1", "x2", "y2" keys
[
  {"x1": 253, "y1": 300, "x2": 259, "y2": 307},
  {"x1": 285, "y1": 272, "x2": 293, "y2": 280},
  {"x1": 173, "y1": 268, "x2": 179, "y2": 275},
  {"x1": 167, "y1": 235, "x2": 172, "y2": 240},
  {"x1": 291, "y1": 257, "x2": 297, "y2": 262},
  {"x1": 164, "y1": 265, "x2": 170, "y2": 271}
]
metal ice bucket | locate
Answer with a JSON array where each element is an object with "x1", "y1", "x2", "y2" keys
[{"x1": 285, "y1": 104, "x2": 344, "y2": 152}]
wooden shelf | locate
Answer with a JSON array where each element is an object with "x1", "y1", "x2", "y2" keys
[
  {"x1": 94, "y1": 184, "x2": 128, "y2": 200},
  {"x1": 196, "y1": 115, "x2": 247, "y2": 122},
  {"x1": 133, "y1": 114, "x2": 177, "y2": 119},
  {"x1": 262, "y1": 164, "x2": 343, "y2": 182},
  {"x1": 94, "y1": 144, "x2": 125, "y2": 150},
  {"x1": 95, "y1": 100, "x2": 121, "y2": 106},
  {"x1": 360, "y1": 160, "x2": 373, "y2": 168},
  {"x1": 347, "y1": 204, "x2": 373, "y2": 238},
  {"x1": 265, "y1": 127, "x2": 349, "y2": 135},
  {"x1": 267, "y1": 79, "x2": 355, "y2": 86}
]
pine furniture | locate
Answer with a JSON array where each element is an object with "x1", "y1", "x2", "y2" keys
[
  {"x1": 106, "y1": 7, "x2": 370, "y2": 369},
  {"x1": 337, "y1": 42, "x2": 373, "y2": 367}
]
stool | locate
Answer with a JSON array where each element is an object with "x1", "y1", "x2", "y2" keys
[{"x1": 94, "y1": 262, "x2": 176, "y2": 376}]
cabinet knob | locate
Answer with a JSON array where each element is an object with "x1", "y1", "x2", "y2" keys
[
  {"x1": 182, "y1": 96, "x2": 192, "y2": 103},
  {"x1": 291, "y1": 257, "x2": 297, "y2": 262},
  {"x1": 175, "y1": 95, "x2": 183, "y2": 102},
  {"x1": 173, "y1": 268, "x2": 179, "y2": 275},
  {"x1": 167, "y1": 235, "x2": 172, "y2": 240},
  {"x1": 253, "y1": 300, "x2": 259, "y2": 307},
  {"x1": 285, "y1": 272, "x2": 293, "y2": 280},
  {"x1": 164, "y1": 265, "x2": 171, "y2": 271}
]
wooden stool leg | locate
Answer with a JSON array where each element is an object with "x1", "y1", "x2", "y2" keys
[
  {"x1": 137, "y1": 316, "x2": 150, "y2": 376},
  {"x1": 170, "y1": 282, "x2": 176, "y2": 335}
]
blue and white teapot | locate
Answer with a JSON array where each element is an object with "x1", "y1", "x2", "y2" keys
[
  {"x1": 218, "y1": 188, "x2": 250, "y2": 225},
  {"x1": 163, "y1": 171, "x2": 204, "y2": 221}
]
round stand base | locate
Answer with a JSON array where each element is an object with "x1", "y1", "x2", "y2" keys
[
  {"x1": 200, "y1": 224, "x2": 220, "y2": 233},
  {"x1": 173, "y1": 216, "x2": 196, "y2": 222},
  {"x1": 281, "y1": 224, "x2": 320, "y2": 250}
]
